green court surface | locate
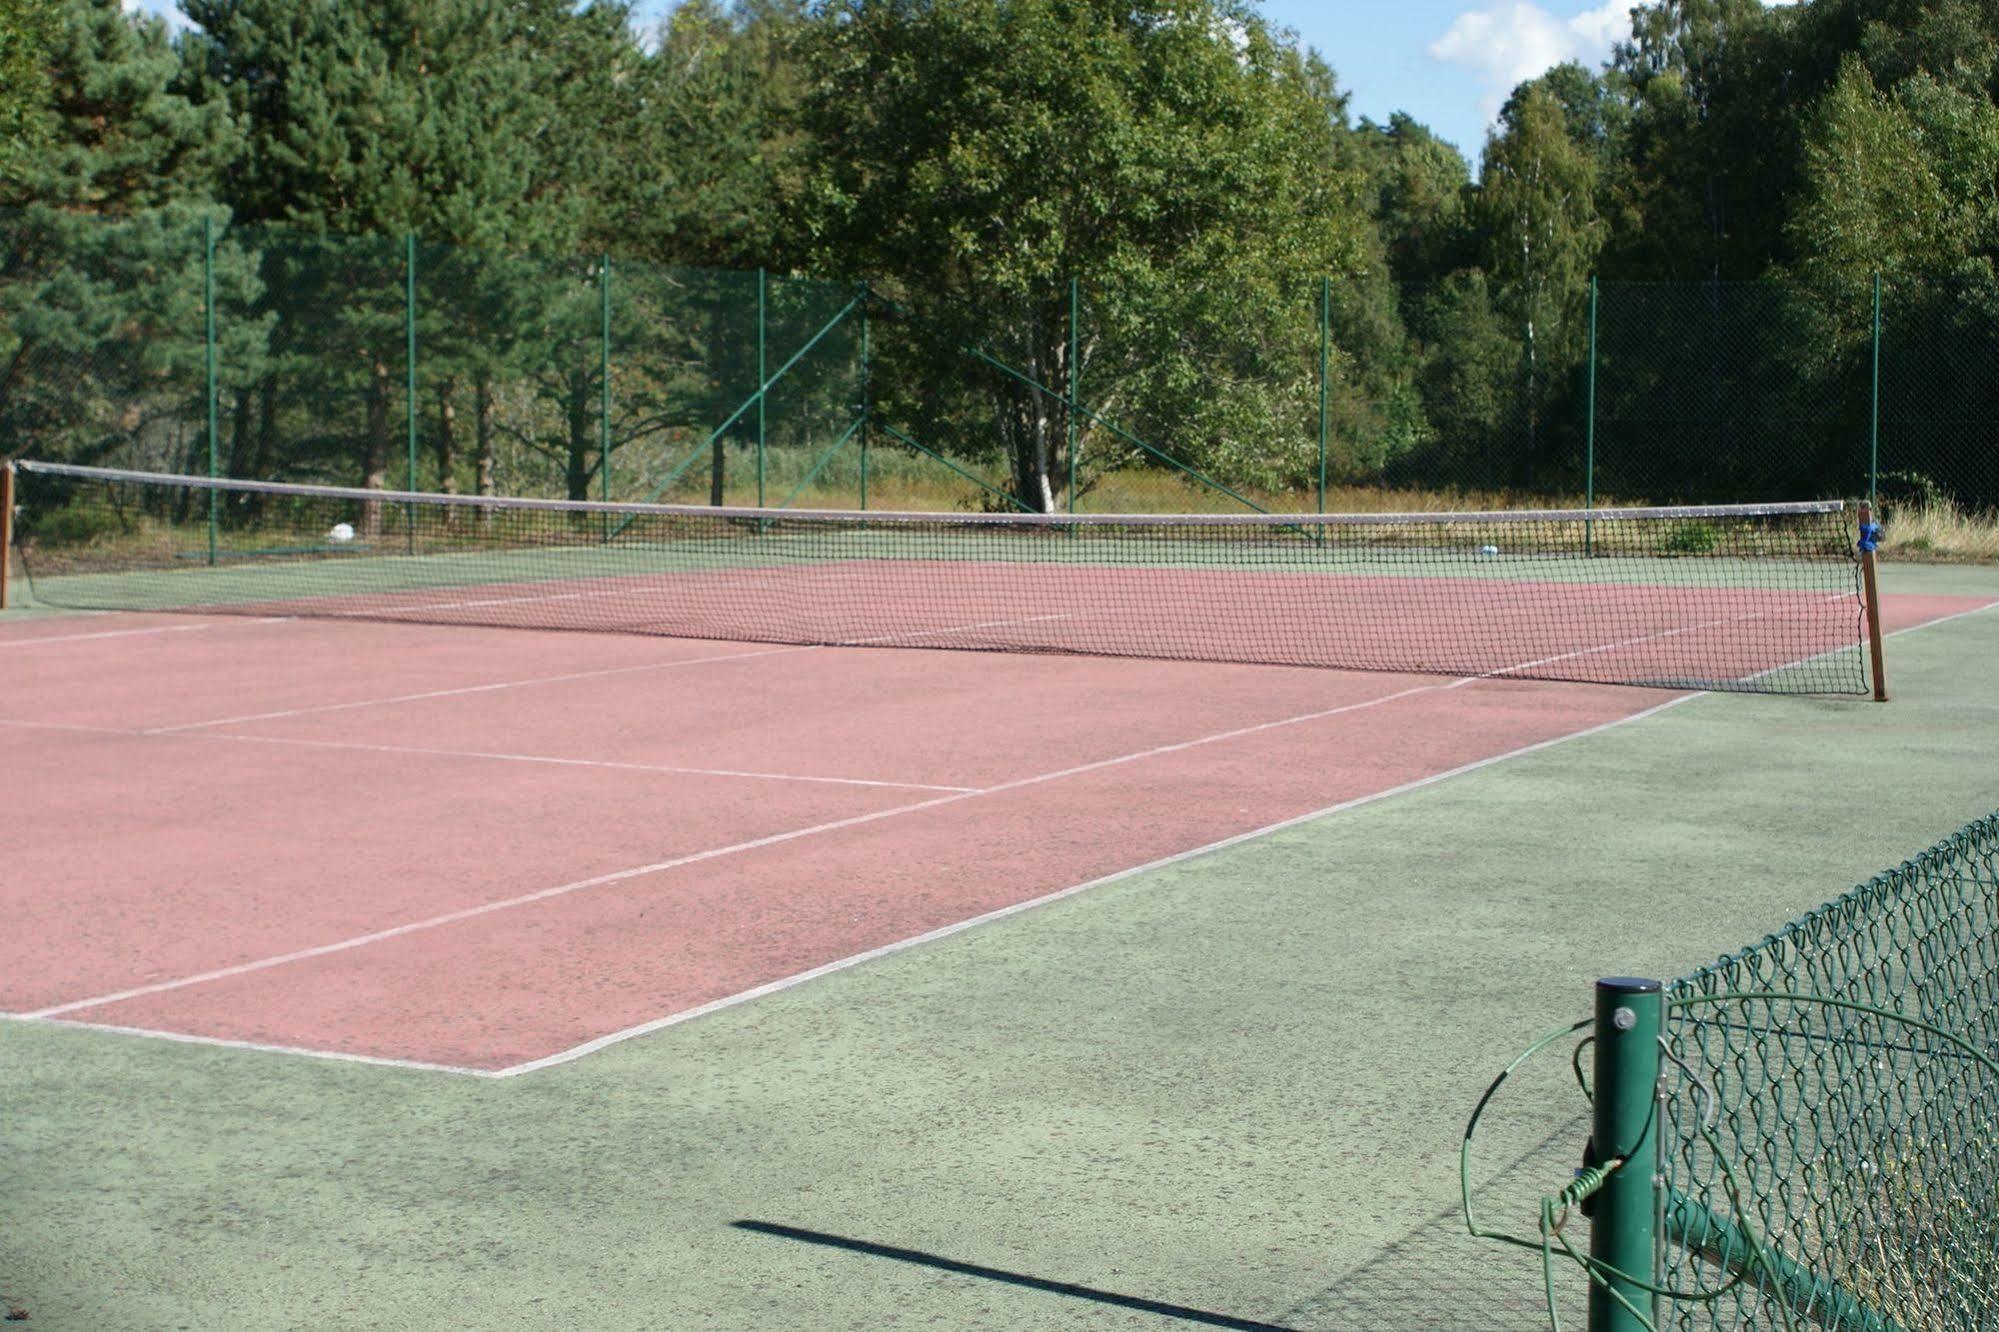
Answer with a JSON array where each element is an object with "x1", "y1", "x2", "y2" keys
[{"x1": 4, "y1": 561, "x2": 1998, "y2": 1330}]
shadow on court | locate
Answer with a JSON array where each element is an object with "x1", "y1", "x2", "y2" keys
[{"x1": 732, "y1": 1220, "x2": 1300, "y2": 1330}]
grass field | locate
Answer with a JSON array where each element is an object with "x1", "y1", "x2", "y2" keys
[{"x1": 2, "y1": 547, "x2": 1996, "y2": 1329}]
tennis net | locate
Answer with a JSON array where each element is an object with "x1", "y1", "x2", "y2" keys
[{"x1": 5, "y1": 461, "x2": 1870, "y2": 693}]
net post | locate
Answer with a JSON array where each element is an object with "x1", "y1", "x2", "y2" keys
[
  {"x1": 859, "y1": 281, "x2": 871, "y2": 511},
  {"x1": 404, "y1": 231, "x2": 417, "y2": 553},
  {"x1": 1067, "y1": 276, "x2": 1079, "y2": 515},
  {"x1": 1589, "y1": 976, "x2": 1661, "y2": 1332},
  {"x1": 1869, "y1": 273, "x2": 1881, "y2": 507},
  {"x1": 757, "y1": 266, "x2": 767, "y2": 509},
  {"x1": 1585, "y1": 274, "x2": 1598, "y2": 557},
  {"x1": 204, "y1": 212, "x2": 219, "y2": 567},
  {"x1": 0, "y1": 460, "x2": 14, "y2": 610},
  {"x1": 1859, "y1": 502, "x2": 1888, "y2": 702},
  {"x1": 1318, "y1": 274, "x2": 1329, "y2": 515}
]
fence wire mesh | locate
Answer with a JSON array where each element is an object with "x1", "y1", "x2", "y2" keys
[
  {"x1": 1657, "y1": 811, "x2": 1999, "y2": 1331},
  {"x1": 6, "y1": 209, "x2": 1999, "y2": 523}
]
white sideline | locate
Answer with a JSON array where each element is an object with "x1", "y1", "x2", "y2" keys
[
  {"x1": 20, "y1": 679, "x2": 1449, "y2": 1021},
  {"x1": 9, "y1": 597, "x2": 1994, "y2": 1078},
  {"x1": 2, "y1": 688, "x2": 1700, "y2": 1080}
]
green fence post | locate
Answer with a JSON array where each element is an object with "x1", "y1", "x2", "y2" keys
[
  {"x1": 1589, "y1": 977, "x2": 1661, "y2": 1332},
  {"x1": 859, "y1": 281, "x2": 871, "y2": 511},
  {"x1": 1585, "y1": 275, "x2": 1598, "y2": 556},
  {"x1": 757, "y1": 266, "x2": 767, "y2": 509},
  {"x1": 1869, "y1": 272, "x2": 1881, "y2": 507},
  {"x1": 1318, "y1": 275, "x2": 1330, "y2": 515},
  {"x1": 404, "y1": 232, "x2": 417, "y2": 552},
  {"x1": 601, "y1": 254, "x2": 612, "y2": 518},
  {"x1": 204, "y1": 214, "x2": 218, "y2": 566},
  {"x1": 1067, "y1": 277, "x2": 1079, "y2": 515}
]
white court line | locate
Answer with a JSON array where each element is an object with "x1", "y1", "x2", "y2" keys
[
  {"x1": 141, "y1": 612, "x2": 1074, "y2": 735},
  {"x1": 1470, "y1": 591, "x2": 1856, "y2": 681},
  {"x1": 0, "y1": 622, "x2": 216, "y2": 648},
  {"x1": 22, "y1": 678, "x2": 1446, "y2": 1021},
  {"x1": 15, "y1": 597, "x2": 1998, "y2": 1075},
  {"x1": 0, "y1": 716, "x2": 974, "y2": 793},
  {"x1": 5, "y1": 1017, "x2": 500, "y2": 1079},
  {"x1": 195, "y1": 733, "x2": 977, "y2": 793},
  {"x1": 493, "y1": 692, "x2": 1705, "y2": 1078},
  {"x1": 145, "y1": 642, "x2": 816, "y2": 734},
  {"x1": 3, "y1": 688, "x2": 1702, "y2": 1080}
]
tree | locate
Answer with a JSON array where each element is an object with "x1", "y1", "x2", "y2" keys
[
  {"x1": 1354, "y1": 112, "x2": 1474, "y2": 286},
  {"x1": 607, "y1": 0, "x2": 812, "y2": 270},
  {"x1": 798, "y1": 0, "x2": 1376, "y2": 510},
  {"x1": 179, "y1": 0, "x2": 598, "y2": 513},
  {"x1": 0, "y1": 0, "x2": 245, "y2": 478},
  {"x1": 1789, "y1": 56, "x2": 1999, "y2": 283},
  {"x1": 1474, "y1": 81, "x2": 1604, "y2": 475},
  {"x1": 0, "y1": 0, "x2": 59, "y2": 184},
  {"x1": 1603, "y1": 0, "x2": 1800, "y2": 277}
]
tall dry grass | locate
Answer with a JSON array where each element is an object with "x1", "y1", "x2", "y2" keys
[{"x1": 1880, "y1": 499, "x2": 1999, "y2": 564}]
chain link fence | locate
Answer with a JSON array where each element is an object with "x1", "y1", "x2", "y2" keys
[{"x1": 6, "y1": 207, "x2": 1997, "y2": 525}]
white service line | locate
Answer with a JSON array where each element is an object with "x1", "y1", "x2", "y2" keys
[
  {"x1": 144, "y1": 641, "x2": 817, "y2": 734},
  {"x1": 0, "y1": 685, "x2": 1705, "y2": 1080},
  {"x1": 195, "y1": 732, "x2": 978, "y2": 792},
  {"x1": 23, "y1": 678, "x2": 1448, "y2": 1021},
  {"x1": 0, "y1": 715, "x2": 974, "y2": 792},
  {"x1": 1467, "y1": 590, "x2": 1857, "y2": 681},
  {"x1": 140, "y1": 611, "x2": 1075, "y2": 734},
  {"x1": 493, "y1": 691, "x2": 1705, "y2": 1078},
  {"x1": 0, "y1": 622, "x2": 216, "y2": 648},
  {"x1": 16, "y1": 596, "x2": 1997, "y2": 1076}
]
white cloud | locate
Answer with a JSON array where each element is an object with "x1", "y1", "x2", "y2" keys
[
  {"x1": 1428, "y1": 1, "x2": 1629, "y2": 128},
  {"x1": 126, "y1": 0, "x2": 193, "y2": 33}
]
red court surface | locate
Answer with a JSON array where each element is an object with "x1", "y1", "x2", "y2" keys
[{"x1": 1, "y1": 592, "x2": 1986, "y2": 1076}]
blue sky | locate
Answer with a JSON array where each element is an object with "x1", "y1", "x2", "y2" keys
[
  {"x1": 1255, "y1": 0, "x2": 1636, "y2": 160},
  {"x1": 135, "y1": 0, "x2": 1647, "y2": 166}
]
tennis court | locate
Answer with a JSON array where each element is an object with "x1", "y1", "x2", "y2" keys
[{"x1": 6, "y1": 475, "x2": 1999, "y2": 1327}]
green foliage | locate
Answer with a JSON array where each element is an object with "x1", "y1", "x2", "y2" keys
[
  {"x1": 1353, "y1": 112, "x2": 1474, "y2": 285},
  {"x1": 0, "y1": 0, "x2": 245, "y2": 472},
  {"x1": 13, "y1": 0, "x2": 1999, "y2": 513},
  {"x1": 1660, "y1": 519, "x2": 1718, "y2": 554},
  {"x1": 607, "y1": 0, "x2": 812, "y2": 269},
  {"x1": 0, "y1": 0, "x2": 59, "y2": 184},
  {"x1": 797, "y1": 0, "x2": 1375, "y2": 510}
]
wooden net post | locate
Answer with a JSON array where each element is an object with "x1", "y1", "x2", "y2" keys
[{"x1": 1859, "y1": 502, "x2": 1888, "y2": 702}]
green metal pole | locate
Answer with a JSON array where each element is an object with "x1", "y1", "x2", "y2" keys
[
  {"x1": 204, "y1": 214, "x2": 218, "y2": 566},
  {"x1": 757, "y1": 266, "x2": 767, "y2": 509},
  {"x1": 1585, "y1": 274, "x2": 1599, "y2": 557},
  {"x1": 1067, "y1": 277, "x2": 1079, "y2": 515},
  {"x1": 404, "y1": 232, "x2": 417, "y2": 552},
  {"x1": 1869, "y1": 272, "x2": 1881, "y2": 507},
  {"x1": 601, "y1": 254, "x2": 612, "y2": 518},
  {"x1": 1588, "y1": 977, "x2": 1662, "y2": 1332},
  {"x1": 1318, "y1": 275, "x2": 1330, "y2": 514},
  {"x1": 859, "y1": 282, "x2": 871, "y2": 511}
]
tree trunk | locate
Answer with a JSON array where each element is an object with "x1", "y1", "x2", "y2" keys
[
  {"x1": 246, "y1": 376, "x2": 278, "y2": 519},
  {"x1": 474, "y1": 371, "x2": 496, "y2": 529},
  {"x1": 361, "y1": 356, "x2": 390, "y2": 537},
  {"x1": 435, "y1": 381, "x2": 458, "y2": 531},
  {"x1": 708, "y1": 287, "x2": 731, "y2": 506},
  {"x1": 565, "y1": 363, "x2": 593, "y2": 503}
]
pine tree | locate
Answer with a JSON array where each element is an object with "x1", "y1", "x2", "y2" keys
[{"x1": 0, "y1": 0, "x2": 244, "y2": 474}]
